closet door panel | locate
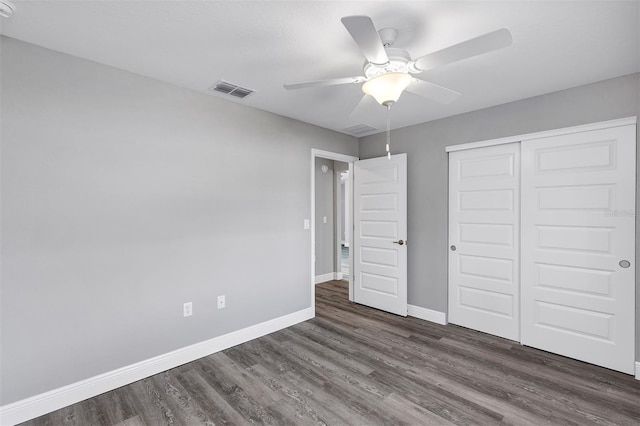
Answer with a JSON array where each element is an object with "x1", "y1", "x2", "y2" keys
[
  {"x1": 521, "y1": 125, "x2": 636, "y2": 374},
  {"x1": 448, "y1": 143, "x2": 520, "y2": 341}
]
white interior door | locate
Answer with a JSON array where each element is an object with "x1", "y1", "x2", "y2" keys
[
  {"x1": 521, "y1": 124, "x2": 636, "y2": 374},
  {"x1": 353, "y1": 154, "x2": 407, "y2": 316},
  {"x1": 448, "y1": 143, "x2": 520, "y2": 340}
]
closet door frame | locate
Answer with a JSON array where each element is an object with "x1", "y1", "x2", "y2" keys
[
  {"x1": 446, "y1": 117, "x2": 637, "y2": 154},
  {"x1": 446, "y1": 116, "x2": 637, "y2": 376}
]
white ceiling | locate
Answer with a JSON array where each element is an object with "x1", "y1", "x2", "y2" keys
[{"x1": 1, "y1": 1, "x2": 638, "y2": 136}]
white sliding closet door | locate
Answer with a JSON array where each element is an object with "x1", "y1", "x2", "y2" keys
[
  {"x1": 521, "y1": 125, "x2": 636, "y2": 374},
  {"x1": 448, "y1": 143, "x2": 520, "y2": 341}
]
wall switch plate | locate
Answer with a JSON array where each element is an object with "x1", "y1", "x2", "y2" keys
[
  {"x1": 304, "y1": 219, "x2": 310, "y2": 230},
  {"x1": 183, "y1": 302, "x2": 192, "y2": 317},
  {"x1": 217, "y1": 295, "x2": 226, "y2": 309},
  {"x1": 323, "y1": 216, "x2": 327, "y2": 224}
]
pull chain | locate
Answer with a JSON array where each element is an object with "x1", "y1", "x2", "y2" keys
[{"x1": 386, "y1": 104, "x2": 391, "y2": 160}]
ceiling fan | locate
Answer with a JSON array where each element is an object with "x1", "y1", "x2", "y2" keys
[{"x1": 284, "y1": 16, "x2": 512, "y2": 115}]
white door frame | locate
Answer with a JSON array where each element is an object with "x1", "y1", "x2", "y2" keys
[
  {"x1": 311, "y1": 149, "x2": 359, "y2": 314},
  {"x1": 334, "y1": 168, "x2": 346, "y2": 279}
]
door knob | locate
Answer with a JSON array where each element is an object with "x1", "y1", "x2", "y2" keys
[
  {"x1": 619, "y1": 260, "x2": 631, "y2": 268},
  {"x1": 450, "y1": 245, "x2": 456, "y2": 251},
  {"x1": 393, "y1": 240, "x2": 404, "y2": 245}
]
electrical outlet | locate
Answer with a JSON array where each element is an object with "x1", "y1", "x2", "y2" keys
[
  {"x1": 217, "y1": 295, "x2": 226, "y2": 309},
  {"x1": 303, "y1": 219, "x2": 310, "y2": 230},
  {"x1": 183, "y1": 302, "x2": 192, "y2": 317},
  {"x1": 323, "y1": 216, "x2": 327, "y2": 224}
]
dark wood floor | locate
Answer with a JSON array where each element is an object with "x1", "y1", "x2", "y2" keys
[{"x1": 23, "y1": 280, "x2": 640, "y2": 425}]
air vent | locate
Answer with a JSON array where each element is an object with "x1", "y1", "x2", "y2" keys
[
  {"x1": 209, "y1": 80, "x2": 255, "y2": 99},
  {"x1": 342, "y1": 124, "x2": 378, "y2": 136}
]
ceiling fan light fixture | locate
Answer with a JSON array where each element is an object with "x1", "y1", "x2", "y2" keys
[
  {"x1": 362, "y1": 72, "x2": 412, "y2": 106},
  {"x1": 0, "y1": 0, "x2": 15, "y2": 18}
]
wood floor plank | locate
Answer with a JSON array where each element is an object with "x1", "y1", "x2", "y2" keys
[
  {"x1": 94, "y1": 387, "x2": 140, "y2": 426},
  {"x1": 151, "y1": 371, "x2": 215, "y2": 425},
  {"x1": 194, "y1": 352, "x2": 293, "y2": 425},
  {"x1": 436, "y1": 336, "x2": 639, "y2": 423},
  {"x1": 248, "y1": 337, "x2": 405, "y2": 425},
  {"x1": 74, "y1": 394, "x2": 111, "y2": 425},
  {"x1": 20, "y1": 280, "x2": 640, "y2": 426},
  {"x1": 136, "y1": 377, "x2": 181, "y2": 425},
  {"x1": 278, "y1": 327, "x2": 376, "y2": 376},
  {"x1": 235, "y1": 348, "x2": 374, "y2": 425},
  {"x1": 112, "y1": 415, "x2": 145, "y2": 426},
  {"x1": 262, "y1": 332, "x2": 393, "y2": 400},
  {"x1": 200, "y1": 353, "x2": 282, "y2": 408},
  {"x1": 175, "y1": 368, "x2": 248, "y2": 425},
  {"x1": 247, "y1": 363, "x2": 347, "y2": 425}
]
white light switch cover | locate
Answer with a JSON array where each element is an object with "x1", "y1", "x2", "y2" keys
[{"x1": 183, "y1": 302, "x2": 192, "y2": 317}]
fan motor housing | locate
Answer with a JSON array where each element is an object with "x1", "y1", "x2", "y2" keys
[{"x1": 363, "y1": 48, "x2": 411, "y2": 78}]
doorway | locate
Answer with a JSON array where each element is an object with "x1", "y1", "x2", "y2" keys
[
  {"x1": 311, "y1": 149, "x2": 358, "y2": 312},
  {"x1": 314, "y1": 157, "x2": 347, "y2": 284}
]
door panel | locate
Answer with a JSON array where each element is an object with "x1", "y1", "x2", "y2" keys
[
  {"x1": 459, "y1": 189, "x2": 515, "y2": 211},
  {"x1": 521, "y1": 125, "x2": 636, "y2": 374},
  {"x1": 354, "y1": 154, "x2": 407, "y2": 316},
  {"x1": 449, "y1": 143, "x2": 520, "y2": 341}
]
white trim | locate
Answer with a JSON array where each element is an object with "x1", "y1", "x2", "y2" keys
[
  {"x1": 636, "y1": 362, "x2": 640, "y2": 380},
  {"x1": 315, "y1": 272, "x2": 335, "y2": 284},
  {"x1": 408, "y1": 304, "x2": 447, "y2": 325},
  {"x1": 315, "y1": 272, "x2": 345, "y2": 284},
  {"x1": 0, "y1": 307, "x2": 313, "y2": 426},
  {"x1": 311, "y1": 149, "x2": 359, "y2": 164},
  {"x1": 445, "y1": 116, "x2": 637, "y2": 152},
  {"x1": 335, "y1": 168, "x2": 343, "y2": 282},
  {"x1": 347, "y1": 162, "x2": 354, "y2": 302}
]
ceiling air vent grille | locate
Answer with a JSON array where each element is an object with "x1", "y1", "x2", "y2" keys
[
  {"x1": 209, "y1": 80, "x2": 255, "y2": 99},
  {"x1": 342, "y1": 124, "x2": 378, "y2": 136}
]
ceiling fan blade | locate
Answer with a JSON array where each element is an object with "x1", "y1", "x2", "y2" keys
[
  {"x1": 406, "y1": 78, "x2": 461, "y2": 104},
  {"x1": 349, "y1": 94, "x2": 377, "y2": 117},
  {"x1": 283, "y1": 76, "x2": 364, "y2": 90},
  {"x1": 411, "y1": 28, "x2": 512, "y2": 72},
  {"x1": 341, "y1": 16, "x2": 389, "y2": 65}
]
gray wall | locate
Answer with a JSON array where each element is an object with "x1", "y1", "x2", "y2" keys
[
  {"x1": 0, "y1": 37, "x2": 358, "y2": 405},
  {"x1": 314, "y1": 158, "x2": 335, "y2": 277},
  {"x1": 359, "y1": 73, "x2": 640, "y2": 361}
]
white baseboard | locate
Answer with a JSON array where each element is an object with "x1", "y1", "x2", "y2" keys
[
  {"x1": 408, "y1": 304, "x2": 447, "y2": 325},
  {"x1": 636, "y1": 362, "x2": 640, "y2": 380},
  {"x1": 0, "y1": 307, "x2": 314, "y2": 426},
  {"x1": 315, "y1": 272, "x2": 335, "y2": 284},
  {"x1": 335, "y1": 272, "x2": 343, "y2": 280}
]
